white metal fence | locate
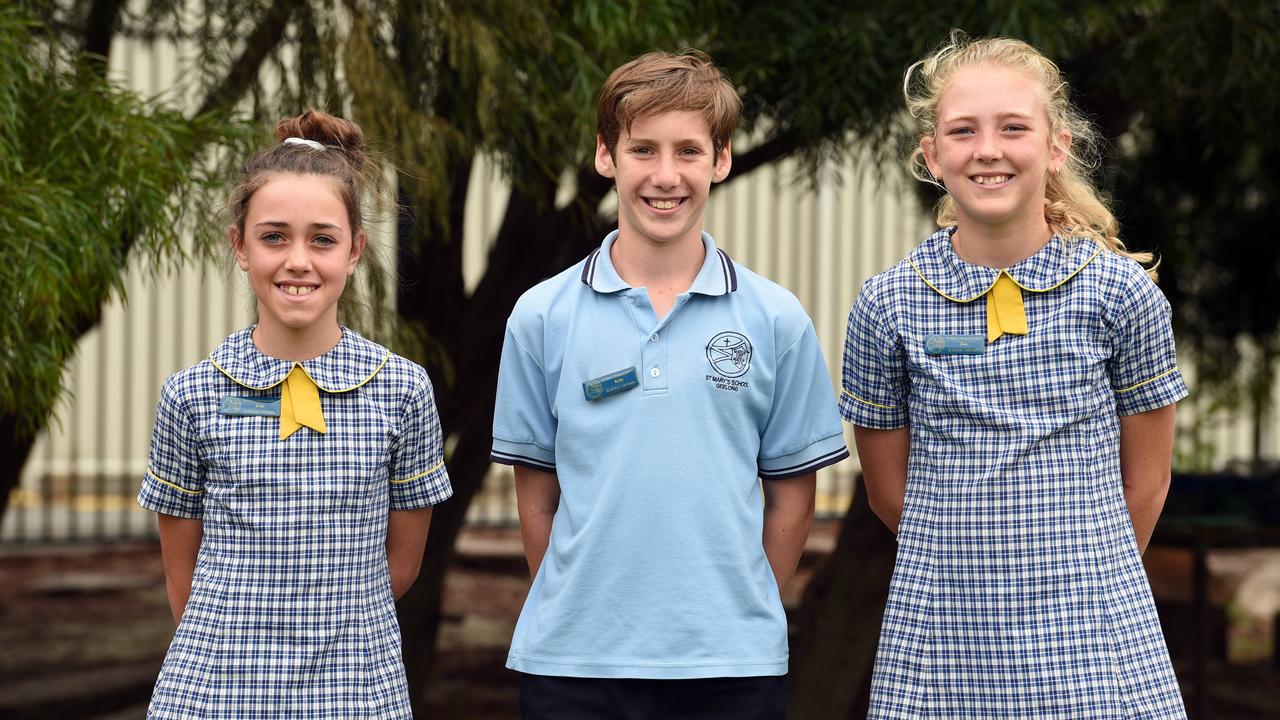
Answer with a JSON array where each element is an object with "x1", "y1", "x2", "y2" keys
[{"x1": 4, "y1": 22, "x2": 1276, "y2": 543}]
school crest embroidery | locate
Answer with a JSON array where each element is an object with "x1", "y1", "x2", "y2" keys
[{"x1": 705, "y1": 331, "x2": 752, "y2": 392}]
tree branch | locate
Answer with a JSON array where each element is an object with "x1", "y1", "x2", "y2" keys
[
  {"x1": 81, "y1": 0, "x2": 124, "y2": 73},
  {"x1": 195, "y1": 0, "x2": 305, "y2": 117},
  {"x1": 725, "y1": 130, "x2": 802, "y2": 184}
]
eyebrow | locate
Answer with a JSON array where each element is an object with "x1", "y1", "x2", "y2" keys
[
  {"x1": 625, "y1": 137, "x2": 710, "y2": 147},
  {"x1": 941, "y1": 111, "x2": 1037, "y2": 123},
  {"x1": 253, "y1": 221, "x2": 343, "y2": 230}
]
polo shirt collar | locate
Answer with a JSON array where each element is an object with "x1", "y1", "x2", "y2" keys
[
  {"x1": 209, "y1": 326, "x2": 390, "y2": 392},
  {"x1": 581, "y1": 230, "x2": 738, "y2": 296},
  {"x1": 908, "y1": 226, "x2": 1102, "y2": 302}
]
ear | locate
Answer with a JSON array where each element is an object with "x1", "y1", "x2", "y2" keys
[
  {"x1": 229, "y1": 225, "x2": 249, "y2": 271},
  {"x1": 594, "y1": 135, "x2": 616, "y2": 179},
  {"x1": 1050, "y1": 127, "x2": 1072, "y2": 175},
  {"x1": 347, "y1": 230, "x2": 366, "y2": 275},
  {"x1": 920, "y1": 136, "x2": 942, "y2": 182},
  {"x1": 712, "y1": 140, "x2": 732, "y2": 183}
]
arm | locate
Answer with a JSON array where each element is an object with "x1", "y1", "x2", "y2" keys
[
  {"x1": 514, "y1": 465, "x2": 560, "y2": 578},
  {"x1": 1119, "y1": 403, "x2": 1176, "y2": 554},
  {"x1": 762, "y1": 472, "x2": 816, "y2": 595},
  {"x1": 853, "y1": 425, "x2": 909, "y2": 534},
  {"x1": 386, "y1": 507, "x2": 433, "y2": 599},
  {"x1": 157, "y1": 514, "x2": 203, "y2": 625}
]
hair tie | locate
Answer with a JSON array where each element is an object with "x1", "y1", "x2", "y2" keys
[{"x1": 283, "y1": 137, "x2": 324, "y2": 150}]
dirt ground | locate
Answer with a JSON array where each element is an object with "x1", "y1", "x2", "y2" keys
[{"x1": 1, "y1": 525, "x2": 1278, "y2": 719}]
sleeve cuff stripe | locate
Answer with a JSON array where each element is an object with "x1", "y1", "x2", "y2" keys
[
  {"x1": 760, "y1": 447, "x2": 850, "y2": 479},
  {"x1": 391, "y1": 459, "x2": 446, "y2": 484},
  {"x1": 841, "y1": 388, "x2": 900, "y2": 410},
  {"x1": 146, "y1": 469, "x2": 204, "y2": 495},
  {"x1": 490, "y1": 451, "x2": 556, "y2": 472},
  {"x1": 1114, "y1": 367, "x2": 1179, "y2": 394}
]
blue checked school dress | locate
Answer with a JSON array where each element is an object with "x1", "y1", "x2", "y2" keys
[
  {"x1": 137, "y1": 327, "x2": 452, "y2": 719},
  {"x1": 840, "y1": 228, "x2": 1189, "y2": 719}
]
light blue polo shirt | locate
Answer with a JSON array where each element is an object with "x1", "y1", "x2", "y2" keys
[{"x1": 492, "y1": 230, "x2": 848, "y2": 679}]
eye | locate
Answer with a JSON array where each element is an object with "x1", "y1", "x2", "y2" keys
[
  {"x1": 947, "y1": 126, "x2": 974, "y2": 136},
  {"x1": 261, "y1": 232, "x2": 286, "y2": 244},
  {"x1": 312, "y1": 235, "x2": 338, "y2": 247},
  {"x1": 679, "y1": 147, "x2": 703, "y2": 157},
  {"x1": 628, "y1": 145, "x2": 653, "y2": 156},
  {"x1": 1004, "y1": 123, "x2": 1029, "y2": 132}
]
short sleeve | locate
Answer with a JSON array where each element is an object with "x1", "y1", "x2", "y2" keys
[
  {"x1": 389, "y1": 372, "x2": 454, "y2": 510},
  {"x1": 838, "y1": 280, "x2": 909, "y2": 428},
  {"x1": 1108, "y1": 270, "x2": 1188, "y2": 415},
  {"x1": 137, "y1": 376, "x2": 206, "y2": 518},
  {"x1": 491, "y1": 322, "x2": 557, "y2": 472},
  {"x1": 757, "y1": 321, "x2": 850, "y2": 480}
]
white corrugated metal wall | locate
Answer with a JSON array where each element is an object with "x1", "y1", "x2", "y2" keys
[{"x1": 3, "y1": 23, "x2": 1276, "y2": 541}]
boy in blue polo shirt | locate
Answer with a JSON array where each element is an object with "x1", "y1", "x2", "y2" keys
[{"x1": 491, "y1": 50, "x2": 848, "y2": 719}]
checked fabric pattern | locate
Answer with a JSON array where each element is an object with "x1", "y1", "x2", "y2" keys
[
  {"x1": 840, "y1": 228, "x2": 1188, "y2": 719},
  {"x1": 138, "y1": 327, "x2": 452, "y2": 719}
]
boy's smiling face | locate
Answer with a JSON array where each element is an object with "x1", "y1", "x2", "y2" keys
[{"x1": 596, "y1": 110, "x2": 731, "y2": 249}]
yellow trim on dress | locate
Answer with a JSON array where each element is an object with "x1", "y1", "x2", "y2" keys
[
  {"x1": 907, "y1": 244, "x2": 1103, "y2": 302},
  {"x1": 209, "y1": 351, "x2": 391, "y2": 393},
  {"x1": 1115, "y1": 367, "x2": 1178, "y2": 394},
  {"x1": 841, "y1": 388, "x2": 899, "y2": 410},
  {"x1": 391, "y1": 459, "x2": 446, "y2": 484},
  {"x1": 147, "y1": 469, "x2": 204, "y2": 495}
]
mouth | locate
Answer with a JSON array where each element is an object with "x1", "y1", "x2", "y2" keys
[
  {"x1": 971, "y1": 174, "x2": 1012, "y2": 186},
  {"x1": 277, "y1": 283, "x2": 319, "y2": 297},
  {"x1": 644, "y1": 197, "x2": 686, "y2": 211}
]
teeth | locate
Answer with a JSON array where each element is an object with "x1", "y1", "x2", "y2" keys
[
  {"x1": 974, "y1": 175, "x2": 1010, "y2": 185},
  {"x1": 281, "y1": 285, "x2": 316, "y2": 296},
  {"x1": 649, "y1": 199, "x2": 679, "y2": 210}
]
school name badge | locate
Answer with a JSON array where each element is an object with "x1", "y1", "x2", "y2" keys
[
  {"x1": 924, "y1": 334, "x2": 985, "y2": 356},
  {"x1": 583, "y1": 367, "x2": 639, "y2": 401},
  {"x1": 219, "y1": 395, "x2": 281, "y2": 416}
]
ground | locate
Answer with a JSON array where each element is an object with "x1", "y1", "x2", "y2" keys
[{"x1": 1, "y1": 524, "x2": 1277, "y2": 719}]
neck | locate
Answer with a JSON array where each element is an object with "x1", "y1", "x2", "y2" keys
[
  {"x1": 950, "y1": 215, "x2": 1053, "y2": 269},
  {"x1": 610, "y1": 228, "x2": 705, "y2": 294},
  {"x1": 251, "y1": 317, "x2": 342, "y2": 362}
]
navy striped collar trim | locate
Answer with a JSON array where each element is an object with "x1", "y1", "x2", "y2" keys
[
  {"x1": 580, "y1": 230, "x2": 738, "y2": 295},
  {"x1": 908, "y1": 226, "x2": 1102, "y2": 302},
  {"x1": 209, "y1": 326, "x2": 391, "y2": 392}
]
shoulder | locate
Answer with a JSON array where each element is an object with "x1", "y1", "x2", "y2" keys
[
  {"x1": 509, "y1": 258, "x2": 592, "y2": 325},
  {"x1": 1084, "y1": 246, "x2": 1169, "y2": 318},
  {"x1": 729, "y1": 262, "x2": 815, "y2": 342}
]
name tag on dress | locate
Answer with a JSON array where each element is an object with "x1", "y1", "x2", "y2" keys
[
  {"x1": 583, "y1": 367, "x2": 639, "y2": 401},
  {"x1": 924, "y1": 334, "x2": 985, "y2": 356},
  {"x1": 219, "y1": 395, "x2": 281, "y2": 417}
]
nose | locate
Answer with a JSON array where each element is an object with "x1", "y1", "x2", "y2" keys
[
  {"x1": 975, "y1": 129, "x2": 1002, "y2": 161},
  {"x1": 652, "y1": 152, "x2": 679, "y2": 188},
  {"x1": 283, "y1": 238, "x2": 310, "y2": 272}
]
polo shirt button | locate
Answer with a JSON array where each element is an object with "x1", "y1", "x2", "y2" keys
[
  {"x1": 649, "y1": 367, "x2": 661, "y2": 378},
  {"x1": 650, "y1": 332, "x2": 660, "y2": 342}
]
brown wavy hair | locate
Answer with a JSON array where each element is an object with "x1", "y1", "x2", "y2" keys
[
  {"x1": 229, "y1": 109, "x2": 374, "y2": 239},
  {"x1": 596, "y1": 49, "x2": 741, "y2": 158}
]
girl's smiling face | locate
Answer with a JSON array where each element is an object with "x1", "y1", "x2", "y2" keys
[
  {"x1": 922, "y1": 62, "x2": 1069, "y2": 238},
  {"x1": 232, "y1": 173, "x2": 364, "y2": 344}
]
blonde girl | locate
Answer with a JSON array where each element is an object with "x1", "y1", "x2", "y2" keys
[{"x1": 840, "y1": 32, "x2": 1187, "y2": 718}]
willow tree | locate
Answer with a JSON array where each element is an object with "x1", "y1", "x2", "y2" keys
[{"x1": 0, "y1": 1, "x2": 256, "y2": 519}]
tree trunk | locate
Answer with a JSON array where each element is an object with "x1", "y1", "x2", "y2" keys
[
  {"x1": 0, "y1": 416, "x2": 37, "y2": 522},
  {"x1": 788, "y1": 476, "x2": 897, "y2": 720}
]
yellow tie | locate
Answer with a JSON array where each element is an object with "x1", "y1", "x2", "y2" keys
[
  {"x1": 985, "y1": 271, "x2": 1029, "y2": 342},
  {"x1": 279, "y1": 364, "x2": 327, "y2": 440}
]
